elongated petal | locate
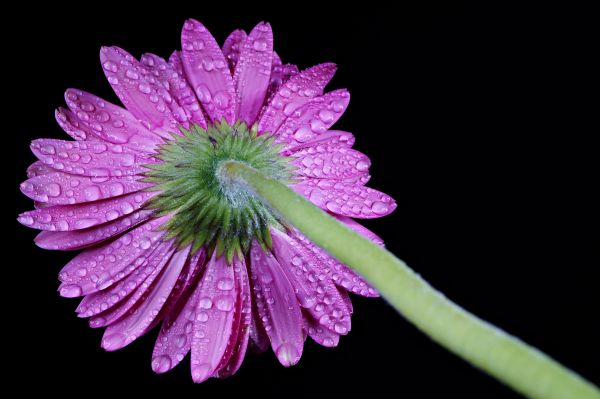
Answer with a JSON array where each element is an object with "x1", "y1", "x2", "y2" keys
[
  {"x1": 274, "y1": 89, "x2": 350, "y2": 146},
  {"x1": 64, "y1": 89, "x2": 162, "y2": 152},
  {"x1": 26, "y1": 161, "x2": 54, "y2": 178},
  {"x1": 281, "y1": 130, "x2": 355, "y2": 156},
  {"x1": 35, "y1": 209, "x2": 152, "y2": 250},
  {"x1": 292, "y1": 228, "x2": 378, "y2": 297},
  {"x1": 259, "y1": 63, "x2": 336, "y2": 134},
  {"x1": 303, "y1": 311, "x2": 340, "y2": 347},
  {"x1": 216, "y1": 259, "x2": 252, "y2": 377},
  {"x1": 151, "y1": 251, "x2": 208, "y2": 373},
  {"x1": 292, "y1": 147, "x2": 370, "y2": 180},
  {"x1": 271, "y1": 229, "x2": 351, "y2": 335},
  {"x1": 191, "y1": 253, "x2": 238, "y2": 383},
  {"x1": 20, "y1": 172, "x2": 150, "y2": 205},
  {"x1": 18, "y1": 191, "x2": 155, "y2": 231},
  {"x1": 292, "y1": 179, "x2": 396, "y2": 218},
  {"x1": 56, "y1": 217, "x2": 167, "y2": 297},
  {"x1": 55, "y1": 107, "x2": 96, "y2": 141},
  {"x1": 222, "y1": 29, "x2": 247, "y2": 71},
  {"x1": 250, "y1": 242, "x2": 303, "y2": 366},
  {"x1": 100, "y1": 46, "x2": 179, "y2": 137},
  {"x1": 101, "y1": 246, "x2": 190, "y2": 351},
  {"x1": 233, "y1": 22, "x2": 273, "y2": 124},
  {"x1": 141, "y1": 53, "x2": 207, "y2": 129},
  {"x1": 30, "y1": 139, "x2": 154, "y2": 177},
  {"x1": 78, "y1": 241, "x2": 175, "y2": 318},
  {"x1": 181, "y1": 19, "x2": 236, "y2": 124}
]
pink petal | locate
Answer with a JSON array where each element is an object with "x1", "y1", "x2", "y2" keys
[
  {"x1": 100, "y1": 245, "x2": 190, "y2": 351},
  {"x1": 216, "y1": 259, "x2": 252, "y2": 377},
  {"x1": 271, "y1": 229, "x2": 351, "y2": 335},
  {"x1": 291, "y1": 146, "x2": 370, "y2": 180},
  {"x1": 151, "y1": 251, "x2": 209, "y2": 374},
  {"x1": 222, "y1": 29, "x2": 247, "y2": 71},
  {"x1": 140, "y1": 53, "x2": 208, "y2": 129},
  {"x1": 78, "y1": 240, "x2": 175, "y2": 319},
  {"x1": 26, "y1": 161, "x2": 54, "y2": 178},
  {"x1": 292, "y1": 179, "x2": 396, "y2": 219},
  {"x1": 20, "y1": 172, "x2": 150, "y2": 205},
  {"x1": 259, "y1": 63, "x2": 337, "y2": 134},
  {"x1": 249, "y1": 242, "x2": 304, "y2": 366},
  {"x1": 180, "y1": 19, "x2": 236, "y2": 124},
  {"x1": 248, "y1": 308, "x2": 270, "y2": 353},
  {"x1": 30, "y1": 139, "x2": 154, "y2": 177},
  {"x1": 233, "y1": 22, "x2": 273, "y2": 125},
  {"x1": 292, "y1": 228, "x2": 378, "y2": 297},
  {"x1": 281, "y1": 130, "x2": 356, "y2": 157},
  {"x1": 56, "y1": 217, "x2": 168, "y2": 297},
  {"x1": 35, "y1": 209, "x2": 153, "y2": 250},
  {"x1": 55, "y1": 107, "x2": 96, "y2": 141},
  {"x1": 63, "y1": 89, "x2": 162, "y2": 152},
  {"x1": 266, "y1": 63, "x2": 299, "y2": 101},
  {"x1": 274, "y1": 89, "x2": 350, "y2": 146},
  {"x1": 100, "y1": 46, "x2": 179, "y2": 138},
  {"x1": 303, "y1": 311, "x2": 340, "y2": 347},
  {"x1": 190, "y1": 253, "x2": 238, "y2": 383},
  {"x1": 18, "y1": 191, "x2": 155, "y2": 231}
]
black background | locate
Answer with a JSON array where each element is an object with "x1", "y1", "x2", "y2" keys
[{"x1": 9, "y1": 4, "x2": 598, "y2": 397}]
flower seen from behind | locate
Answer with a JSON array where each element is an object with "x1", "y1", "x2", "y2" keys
[{"x1": 18, "y1": 19, "x2": 396, "y2": 382}]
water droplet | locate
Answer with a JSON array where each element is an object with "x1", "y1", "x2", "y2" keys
[
  {"x1": 125, "y1": 69, "x2": 139, "y2": 80},
  {"x1": 174, "y1": 334, "x2": 187, "y2": 349},
  {"x1": 216, "y1": 296, "x2": 234, "y2": 311},
  {"x1": 293, "y1": 126, "x2": 313, "y2": 142},
  {"x1": 19, "y1": 215, "x2": 34, "y2": 226},
  {"x1": 213, "y1": 91, "x2": 230, "y2": 109},
  {"x1": 195, "y1": 84, "x2": 212, "y2": 104},
  {"x1": 102, "y1": 333, "x2": 126, "y2": 350},
  {"x1": 45, "y1": 183, "x2": 61, "y2": 197},
  {"x1": 103, "y1": 61, "x2": 118, "y2": 72},
  {"x1": 201, "y1": 57, "x2": 214, "y2": 71},
  {"x1": 152, "y1": 355, "x2": 172, "y2": 373},
  {"x1": 138, "y1": 83, "x2": 152, "y2": 94},
  {"x1": 334, "y1": 323, "x2": 348, "y2": 334},
  {"x1": 60, "y1": 284, "x2": 82, "y2": 298},
  {"x1": 83, "y1": 185, "x2": 101, "y2": 201},
  {"x1": 109, "y1": 182, "x2": 125, "y2": 196},
  {"x1": 371, "y1": 201, "x2": 389, "y2": 215},
  {"x1": 356, "y1": 160, "x2": 369, "y2": 171},
  {"x1": 322, "y1": 337, "x2": 335, "y2": 347},
  {"x1": 318, "y1": 109, "x2": 334, "y2": 123},
  {"x1": 253, "y1": 39, "x2": 268, "y2": 52},
  {"x1": 217, "y1": 278, "x2": 234, "y2": 291},
  {"x1": 76, "y1": 267, "x2": 88, "y2": 277},
  {"x1": 198, "y1": 297, "x2": 213, "y2": 309},
  {"x1": 139, "y1": 237, "x2": 152, "y2": 250},
  {"x1": 196, "y1": 311, "x2": 209, "y2": 322},
  {"x1": 106, "y1": 210, "x2": 119, "y2": 221}
]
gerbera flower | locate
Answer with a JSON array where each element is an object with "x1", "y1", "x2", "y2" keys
[{"x1": 18, "y1": 19, "x2": 396, "y2": 382}]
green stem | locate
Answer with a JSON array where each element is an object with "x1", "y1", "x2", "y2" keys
[{"x1": 222, "y1": 160, "x2": 599, "y2": 399}]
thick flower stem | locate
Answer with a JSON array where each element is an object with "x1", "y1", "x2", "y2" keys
[{"x1": 222, "y1": 160, "x2": 599, "y2": 399}]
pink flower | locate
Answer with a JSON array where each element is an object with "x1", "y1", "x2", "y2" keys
[{"x1": 18, "y1": 19, "x2": 396, "y2": 382}]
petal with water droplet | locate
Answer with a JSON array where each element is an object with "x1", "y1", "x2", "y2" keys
[
  {"x1": 100, "y1": 46, "x2": 179, "y2": 138},
  {"x1": 30, "y1": 139, "x2": 155, "y2": 177},
  {"x1": 180, "y1": 19, "x2": 236, "y2": 124},
  {"x1": 18, "y1": 191, "x2": 155, "y2": 231},
  {"x1": 274, "y1": 89, "x2": 350, "y2": 146},
  {"x1": 250, "y1": 242, "x2": 303, "y2": 367},
  {"x1": 233, "y1": 22, "x2": 273, "y2": 125},
  {"x1": 100, "y1": 245, "x2": 190, "y2": 351},
  {"x1": 63, "y1": 89, "x2": 162, "y2": 152},
  {"x1": 259, "y1": 63, "x2": 337, "y2": 134},
  {"x1": 190, "y1": 253, "x2": 238, "y2": 383},
  {"x1": 140, "y1": 52, "x2": 208, "y2": 129},
  {"x1": 55, "y1": 107, "x2": 96, "y2": 141},
  {"x1": 222, "y1": 29, "x2": 247, "y2": 71},
  {"x1": 35, "y1": 209, "x2": 153, "y2": 250},
  {"x1": 21, "y1": 172, "x2": 151, "y2": 205},
  {"x1": 292, "y1": 179, "x2": 397, "y2": 219}
]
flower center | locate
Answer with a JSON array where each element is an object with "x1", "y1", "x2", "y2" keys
[{"x1": 145, "y1": 121, "x2": 294, "y2": 262}]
